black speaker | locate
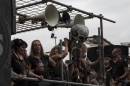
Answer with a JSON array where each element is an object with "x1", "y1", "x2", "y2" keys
[
  {"x1": 11, "y1": 0, "x2": 16, "y2": 35},
  {"x1": 87, "y1": 47, "x2": 99, "y2": 72},
  {"x1": 0, "y1": 0, "x2": 12, "y2": 86}
]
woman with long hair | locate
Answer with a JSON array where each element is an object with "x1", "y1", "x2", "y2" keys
[
  {"x1": 48, "y1": 38, "x2": 68, "y2": 86},
  {"x1": 28, "y1": 40, "x2": 57, "y2": 86},
  {"x1": 50, "y1": 38, "x2": 68, "y2": 62},
  {"x1": 69, "y1": 43, "x2": 99, "y2": 85}
]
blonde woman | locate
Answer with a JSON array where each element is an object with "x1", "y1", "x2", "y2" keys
[
  {"x1": 49, "y1": 38, "x2": 68, "y2": 68},
  {"x1": 28, "y1": 40, "x2": 57, "y2": 86},
  {"x1": 48, "y1": 38, "x2": 68, "y2": 86}
]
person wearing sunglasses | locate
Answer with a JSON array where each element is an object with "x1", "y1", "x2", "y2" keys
[{"x1": 109, "y1": 48, "x2": 129, "y2": 86}]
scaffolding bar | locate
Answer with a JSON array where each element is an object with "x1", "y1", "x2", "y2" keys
[
  {"x1": 100, "y1": 14, "x2": 105, "y2": 82},
  {"x1": 49, "y1": 0, "x2": 71, "y2": 9},
  {"x1": 50, "y1": 0, "x2": 116, "y2": 23},
  {"x1": 98, "y1": 27, "x2": 103, "y2": 85},
  {"x1": 17, "y1": 13, "x2": 27, "y2": 17},
  {"x1": 72, "y1": 7, "x2": 116, "y2": 23},
  {"x1": 60, "y1": 40, "x2": 64, "y2": 80}
]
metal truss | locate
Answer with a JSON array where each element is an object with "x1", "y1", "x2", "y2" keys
[{"x1": 16, "y1": 0, "x2": 115, "y2": 33}]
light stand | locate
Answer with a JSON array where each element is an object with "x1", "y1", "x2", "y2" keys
[{"x1": 54, "y1": 36, "x2": 57, "y2": 46}]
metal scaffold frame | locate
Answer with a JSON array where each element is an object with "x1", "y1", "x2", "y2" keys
[
  {"x1": 15, "y1": 0, "x2": 115, "y2": 33},
  {"x1": 14, "y1": 0, "x2": 116, "y2": 85}
]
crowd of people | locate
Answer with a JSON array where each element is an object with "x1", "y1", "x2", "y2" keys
[
  {"x1": 11, "y1": 38, "x2": 130, "y2": 86},
  {"x1": 11, "y1": 38, "x2": 68, "y2": 86}
]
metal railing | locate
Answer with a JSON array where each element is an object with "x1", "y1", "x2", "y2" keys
[{"x1": 11, "y1": 76, "x2": 100, "y2": 86}]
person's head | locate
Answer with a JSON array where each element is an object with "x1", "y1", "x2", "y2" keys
[
  {"x1": 12, "y1": 38, "x2": 28, "y2": 55},
  {"x1": 30, "y1": 40, "x2": 44, "y2": 56},
  {"x1": 65, "y1": 60, "x2": 70, "y2": 64},
  {"x1": 49, "y1": 45, "x2": 60, "y2": 56},
  {"x1": 112, "y1": 48, "x2": 121, "y2": 58}
]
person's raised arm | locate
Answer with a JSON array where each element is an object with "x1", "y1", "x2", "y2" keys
[
  {"x1": 48, "y1": 57, "x2": 56, "y2": 68},
  {"x1": 60, "y1": 38, "x2": 68, "y2": 58},
  {"x1": 50, "y1": 38, "x2": 68, "y2": 61},
  {"x1": 88, "y1": 57, "x2": 100, "y2": 66}
]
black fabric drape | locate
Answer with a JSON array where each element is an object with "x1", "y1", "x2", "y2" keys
[{"x1": 104, "y1": 45, "x2": 129, "y2": 59}]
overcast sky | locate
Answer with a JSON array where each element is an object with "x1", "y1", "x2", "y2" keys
[{"x1": 12, "y1": 0, "x2": 130, "y2": 61}]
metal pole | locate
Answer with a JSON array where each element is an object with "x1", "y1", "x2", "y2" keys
[
  {"x1": 11, "y1": 77, "x2": 99, "y2": 86},
  {"x1": 98, "y1": 27, "x2": 103, "y2": 85},
  {"x1": 72, "y1": 7, "x2": 116, "y2": 23},
  {"x1": 68, "y1": 32, "x2": 71, "y2": 84},
  {"x1": 54, "y1": 36, "x2": 57, "y2": 45},
  {"x1": 50, "y1": 0, "x2": 116, "y2": 23},
  {"x1": 69, "y1": 32, "x2": 72, "y2": 61},
  {"x1": 100, "y1": 14, "x2": 105, "y2": 82},
  {"x1": 16, "y1": 13, "x2": 27, "y2": 17},
  {"x1": 60, "y1": 40, "x2": 63, "y2": 81},
  {"x1": 55, "y1": 37, "x2": 56, "y2": 46}
]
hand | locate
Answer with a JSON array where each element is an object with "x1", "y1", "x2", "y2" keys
[
  {"x1": 36, "y1": 75, "x2": 44, "y2": 80},
  {"x1": 58, "y1": 55, "x2": 62, "y2": 60},
  {"x1": 34, "y1": 66, "x2": 44, "y2": 74},
  {"x1": 114, "y1": 78, "x2": 124, "y2": 85},
  {"x1": 64, "y1": 38, "x2": 68, "y2": 46},
  {"x1": 96, "y1": 57, "x2": 101, "y2": 63},
  {"x1": 115, "y1": 78, "x2": 122, "y2": 82},
  {"x1": 17, "y1": 74, "x2": 24, "y2": 80}
]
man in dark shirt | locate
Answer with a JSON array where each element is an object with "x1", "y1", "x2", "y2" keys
[{"x1": 110, "y1": 48, "x2": 129, "y2": 86}]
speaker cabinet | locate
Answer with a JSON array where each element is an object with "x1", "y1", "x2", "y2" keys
[{"x1": 104, "y1": 45, "x2": 129, "y2": 58}]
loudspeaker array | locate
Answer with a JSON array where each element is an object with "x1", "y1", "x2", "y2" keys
[{"x1": 18, "y1": 4, "x2": 85, "y2": 31}]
